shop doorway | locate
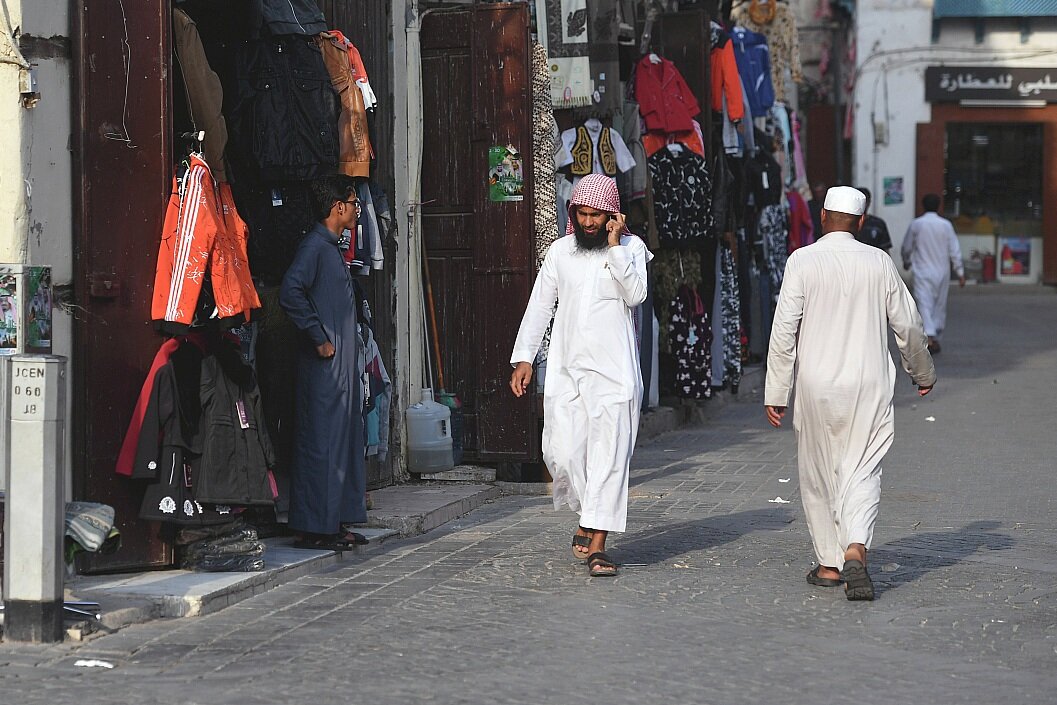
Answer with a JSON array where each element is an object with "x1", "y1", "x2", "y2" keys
[
  {"x1": 72, "y1": 0, "x2": 397, "y2": 572},
  {"x1": 944, "y1": 124, "x2": 1043, "y2": 278},
  {"x1": 918, "y1": 105, "x2": 1057, "y2": 285}
]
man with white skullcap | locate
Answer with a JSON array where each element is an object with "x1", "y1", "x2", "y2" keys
[
  {"x1": 509, "y1": 174, "x2": 652, "y2": 578},
  {"x1": 764, "y1": 186, "x2": 936, "y2": 600}
]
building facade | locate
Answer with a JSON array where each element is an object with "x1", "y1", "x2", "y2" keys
[{"x1": 853, "y1": 0, "x2": 1057, "y2": 284}]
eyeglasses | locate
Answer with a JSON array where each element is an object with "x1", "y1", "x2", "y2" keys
[{"x1": 342, "y1": 200, "x2": 361, "y2": 212}]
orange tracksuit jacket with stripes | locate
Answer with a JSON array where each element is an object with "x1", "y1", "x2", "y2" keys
[{"x1": 152, "y1": 154, "x2": 260, "y2": 331}]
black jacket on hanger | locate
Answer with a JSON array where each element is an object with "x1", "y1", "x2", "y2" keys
[
  {"x1": 253, "y1": 0, "x2": 327, "y2": 36},
  {"x1": 231, "y1": 36, "x2": 340, "y2": 182}
]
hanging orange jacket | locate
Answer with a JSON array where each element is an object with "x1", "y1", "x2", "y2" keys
[
  {"x1": 710, "y1": 40, "x2": 744, "y2": 122},
  {"x1": 152, "y1": 154, "x2": 259, "y2": 332},
  {"x1": 214, "y1": 182, "x2": 262, "y2": 320}
]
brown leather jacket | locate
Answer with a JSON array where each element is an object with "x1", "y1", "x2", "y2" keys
[{"x1": 316, "y1": 33, "x2": 372, "y2": 177}]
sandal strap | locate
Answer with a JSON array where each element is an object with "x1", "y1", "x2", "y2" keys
[{"x1": 587, "y1": 551, "x2": 614, "y2": 567}]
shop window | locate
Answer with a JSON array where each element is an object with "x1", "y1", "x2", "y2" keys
[{"x1": 944, "y1": 122, "x2": 1042, "y2": 238}]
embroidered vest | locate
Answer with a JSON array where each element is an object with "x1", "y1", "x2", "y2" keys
[{"x1": 569, "y1": 125, "x2": 619, "y2": 177}]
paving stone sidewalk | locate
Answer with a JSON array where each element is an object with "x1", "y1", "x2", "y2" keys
[{"x1": 1, "y1": 287, "x2": 1056, "y2": 704}]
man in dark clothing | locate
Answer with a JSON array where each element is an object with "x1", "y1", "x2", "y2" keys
[
  {"x1": 855, "y1": 187, "x2": 893, "y2": 252},
  {"x1": 280, "y1": 175, "x2": 368, "y2": 551},
  {"x1": 807, "y1": 181, "x2": 826, "y2": 242}
]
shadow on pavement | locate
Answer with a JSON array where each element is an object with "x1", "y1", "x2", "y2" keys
[
  {"x1": 871, "y1": 520, "x2": 1014, "y2": 597},
  {"x1": 616, "y1": 508, "x2": 793, "y2": 566}
]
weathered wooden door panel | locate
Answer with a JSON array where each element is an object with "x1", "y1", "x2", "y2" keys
[
  {"x1": 470, "y1": 4, "x2": 538, "y2": 461},
  {"x1": 915, "y1": 122, "x2": 946, "y2": 217},
  {"x1": 421, "y1": 11, "x2": 480, "y2": 455},
  {"x1": 73, "y1": 0, "x2": 173, "y2": 571},
  {"x1": 421, "y1": 4, "x2": 539, "y2": 462}
]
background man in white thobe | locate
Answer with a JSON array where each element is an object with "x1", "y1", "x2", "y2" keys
[
  {"x1": 765, "y1": 187, "x2": 936, "y2": 601},
  {"x1": 509, "y1": 174, "x2": 652, "y2": 578},
  {"x1": 901, "y1": 193, "x2": 965, "y2": 354}
]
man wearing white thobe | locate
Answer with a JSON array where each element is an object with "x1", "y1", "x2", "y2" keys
[
  {"x1": 510, "y1": 174, "x2": 652, "y2": 578},
  {"x1": 765, "y1": 187, "x2": 936, "y2": 601},
  {"x1": 901, "y1": 193, "x2": 965, "y2": 353}
]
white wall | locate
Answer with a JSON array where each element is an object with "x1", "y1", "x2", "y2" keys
[
  {"x1": 0, "y1": 0, "x2": 73, "y2": 493},
  {"x1": 853, "y1": 1, "x2": 1057, "y2": 266}
]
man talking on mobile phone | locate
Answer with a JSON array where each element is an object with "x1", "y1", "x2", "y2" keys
[{"x1": 509, "y1": 174, "x2": 652, "y2": 578}]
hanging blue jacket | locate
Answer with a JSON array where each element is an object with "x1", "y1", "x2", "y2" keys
[{"x1": 730, "y1": 27, "x2": 775, "y2": 118}]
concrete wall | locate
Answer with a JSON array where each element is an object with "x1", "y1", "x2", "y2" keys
[
  {"x1": 0, "y1": 0, "x2": 73, "y2": 492},
  {"x1": 853, "y1": 1, "x2": 1057, "y2": 266}
]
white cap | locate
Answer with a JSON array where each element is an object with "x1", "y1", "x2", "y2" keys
[{"x1": 823, "y1": 186, "x2": 866, "y2": 216}]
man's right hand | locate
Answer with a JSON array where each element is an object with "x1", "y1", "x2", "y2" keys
[
  {"x1": 510, "y1": 362, "x2": 533, "y2": 397},
  {"x1": 765, "y1": 405, "x2": 786, "y2": 428},
  {"x1": 918, "y1": 384, "x2": 934, "y2": 397},
  {"x1": 316, "y1": 341, "x2": 336, "y2": 359}
]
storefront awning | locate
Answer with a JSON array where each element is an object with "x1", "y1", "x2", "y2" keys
[{"x1": 934, "y1": 0, "x2": 1057, "y2": 17}]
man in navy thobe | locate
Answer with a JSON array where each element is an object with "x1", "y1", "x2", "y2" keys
[{"x1": 280, "y1": 175, "x2": 367, "y2": 550}]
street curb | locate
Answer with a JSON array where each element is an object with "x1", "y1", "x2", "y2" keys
[
  {"x1": 65, "y1": 529, "x2": 399, "y2": 638},
  {"x1": 367, "y1": 484, "x2": 501, "y2": 537}
]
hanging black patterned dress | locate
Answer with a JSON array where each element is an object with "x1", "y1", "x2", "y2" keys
[{"x1": 668, "y1": 285, "x2": 712, "y2": 399}]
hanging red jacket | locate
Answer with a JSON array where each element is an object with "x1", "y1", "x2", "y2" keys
[
  {"x1": 635, "y1": 55, "x2": 700, "y2": 134},
  {"x1": 710, "y1": 39, "x2": 744, "y2": 121},
  {"x1": 786, "y1": 190, "x2": 815, "y2": 253}
]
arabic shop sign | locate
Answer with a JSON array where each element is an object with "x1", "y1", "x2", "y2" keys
[{"x1": 926, "y1": 66, "x2": 1057, "y2": 103}]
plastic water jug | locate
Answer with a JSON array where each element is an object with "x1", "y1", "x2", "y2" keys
[{"x1": 406, "y1": 388, "x2": 454, "y2": 473}]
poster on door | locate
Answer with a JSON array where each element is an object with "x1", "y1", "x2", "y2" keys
[
  {"x1": 488, "y1": 145, "x2": 524, "y2": 202},
  {"x1": 1000, "y1": 237, "x2": 1031, "y2": 276}
]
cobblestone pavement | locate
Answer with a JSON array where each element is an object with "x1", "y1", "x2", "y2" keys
[{"x1": 3, "y1": 287, "x2": 1057, "y2": 704}]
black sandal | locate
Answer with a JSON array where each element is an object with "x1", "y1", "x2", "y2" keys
[
  {"x1": 570, "y1": 528, "x2": 596, "y2": 562},
  {"x1": 840, "y1": 559, "x2": 875, "y2": 601},
  {"x1": 587, "y1": 551, "x2": 618, "y2": 577},
  {"x1": 806, "y1": 565, "x2": 842, "y2": 587},
  {"x1": 571, "y1": 533, "x2": 592, "y2": 559}
]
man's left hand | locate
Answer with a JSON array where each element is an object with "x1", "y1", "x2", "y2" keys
[
  {"x1": 606, "y1": 212, "x2": 627, "y2": 247},
  {"x1": 959, "y1": 274, "x2": 966, "y2": 288},
  {"x1": 765, "y1": 405, "x2": 786, "y2": 428}
]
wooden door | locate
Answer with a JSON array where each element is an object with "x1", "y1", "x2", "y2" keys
[
  {"x1": 915, "y1": 122, "x2": 946, "y2": 216},
  {"x1": 421, "y1": 4, "x2": 539, "y2": 462},
  {"x1": 73, "y1": 0, "x2": 172, "y2": 570}
]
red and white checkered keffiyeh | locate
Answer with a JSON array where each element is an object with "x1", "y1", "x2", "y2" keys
[{"x1": 566, "y1": 174, "x2": 632, "y2": 235}]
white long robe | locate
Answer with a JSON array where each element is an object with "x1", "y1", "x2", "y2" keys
[
  {"x1": 765, "y1": 232, "x2": 936, "y2": 569},
  {"x1": 511, "y1": 234, "x2": 652, "y2": 532},
  {"x1": 900, "y1": 212, "x2": 964, "y2": 340}
]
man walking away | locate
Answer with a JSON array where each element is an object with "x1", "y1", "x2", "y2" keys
[
  {"x1": 509, "y1": 174, "x2": 652, "y2": 578},
  {"x1": 900, "y1": 193, "x2": 965, "y2": 353},
  {"x1": 765, "y1": 186, "x2": 936, "y2": 601},
  {"x1": 855, "y1": 187, "x2": 892, "y2": 252}
]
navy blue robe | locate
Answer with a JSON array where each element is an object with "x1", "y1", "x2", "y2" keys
[{"x1": 279, "y1": 223, "x2": 366, "y2": 533}]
